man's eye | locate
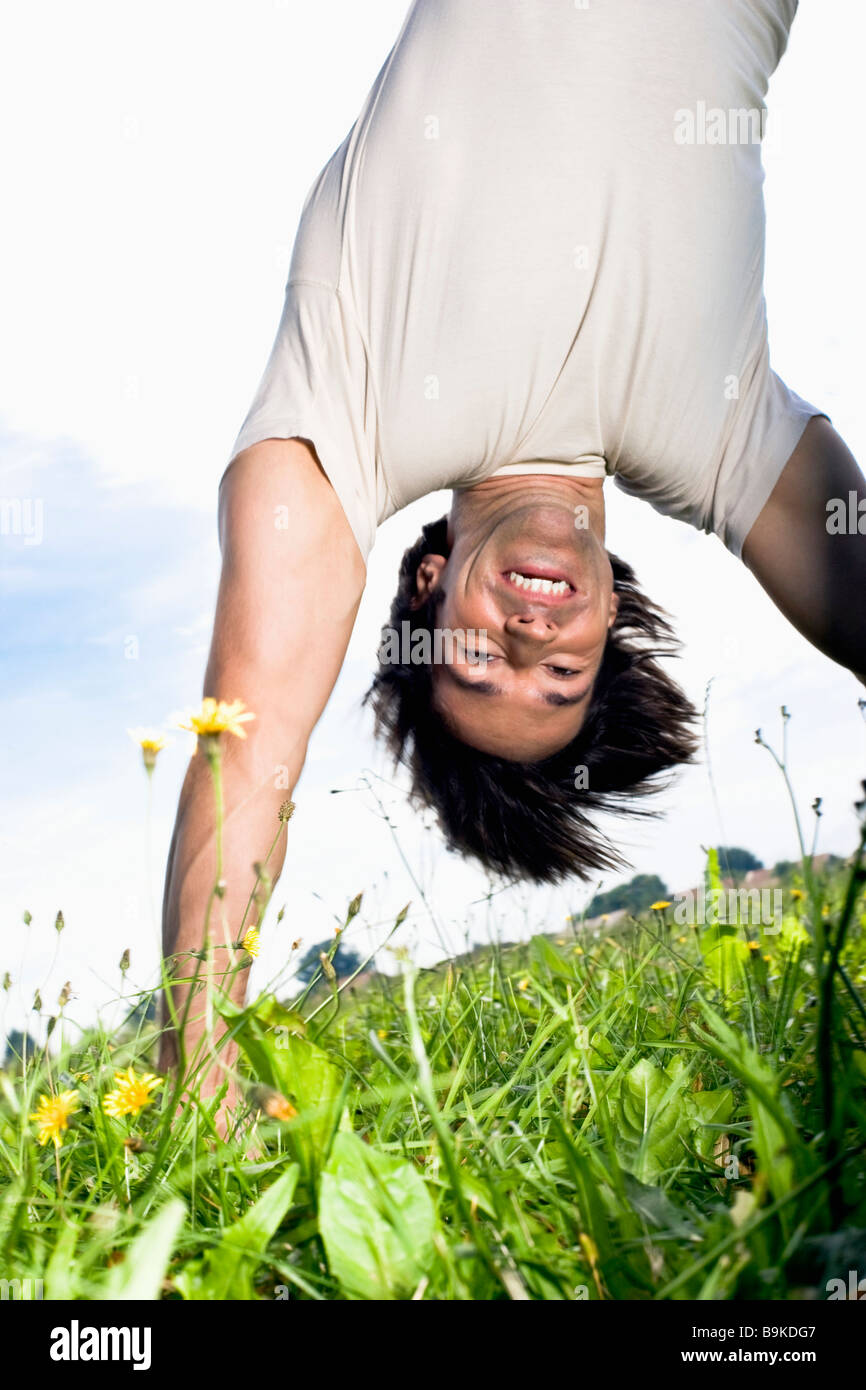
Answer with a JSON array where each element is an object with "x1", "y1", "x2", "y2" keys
[{"x1": 546, "y1": 665, "x2": 580, "y2": 677}]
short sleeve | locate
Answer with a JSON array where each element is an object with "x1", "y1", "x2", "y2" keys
[
  {"x1": 707, "y1": 347, "x2": 830, "y2": 561},
  {"x1": 223, "y1": 279, "x2": 380, "y2": 563}
]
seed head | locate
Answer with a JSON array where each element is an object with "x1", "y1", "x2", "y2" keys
[{"x1": 319, "y1": 951, "x2": 337, "y2": 982}]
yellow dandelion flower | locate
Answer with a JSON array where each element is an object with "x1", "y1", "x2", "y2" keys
[
  {"x1": 242, "y1": 927, "x2": 260, "y2": 959},
  {"x1": 677, "y1": 936, "x2": 686, "y2": 943},
  {"x1": 102, "y1": 1067, "x2": 163, "y2": 1119},
  {"x1": 791, "y1": 888, "x2": 804, "y2": 902},
  {"x1": 377, "y1": 1028, "x2": 387, "y2": 1040},
  {"x1": 763, "y1": 954, "x2": 772, "y2": 963},
  {"x1": 517, "y1": 977, "x2": 530, "y2": 991},
  {"x1": 128, "y1": 728, "x2": 168, "y2": 773},
  {"x1": 30, "y1": 1089, "x2": 80, "y2": 1148},
  {"x1": 262, "y1": 1091, "x2": 298, "y2": 1122},
  {"x1": 573, "y1": 946, "x2": 584, "y2": 955},
  {"x1": 747, "y1": 941, "x2": 760, "y2": 952},
  {"x1": 178, "y1": 698, "x2": 255, "y2": 741},
  {"x1": 650, "y1": 900, "x2": 671, "y2": 911}
]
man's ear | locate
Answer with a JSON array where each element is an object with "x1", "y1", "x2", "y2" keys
[
  {"x1": 409, "y1": 553, "x2": 447, "y2": 611},
  {"x1": 607, "y1": 588, "x2": 620, "y2": 629}
]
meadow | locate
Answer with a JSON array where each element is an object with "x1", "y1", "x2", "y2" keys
[{"x1": 1, "y1": 705, "x2": 865, "y2": 1302}]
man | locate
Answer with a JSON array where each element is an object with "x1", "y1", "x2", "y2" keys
[{"x1": 160, "y1": 0, "x2": 865, "y2": 1107}]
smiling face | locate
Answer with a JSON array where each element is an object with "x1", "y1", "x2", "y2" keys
[{"x1": 414, "y1": 483, "x2": 619, "y2": 761}]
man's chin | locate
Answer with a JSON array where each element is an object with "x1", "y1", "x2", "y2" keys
[{"x1": 445, "y1": 719, "x2": 575, "y2": 763}]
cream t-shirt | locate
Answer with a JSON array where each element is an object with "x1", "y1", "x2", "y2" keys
[{"x1": 226, "y1": 0, "x2": 824, "y2": 563}]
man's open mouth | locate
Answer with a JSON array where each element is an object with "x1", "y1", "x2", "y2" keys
[{"x1": 503, "y1": 568, "x2": 575, "y2": 597}]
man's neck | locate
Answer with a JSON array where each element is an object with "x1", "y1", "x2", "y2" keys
[{"x1": 448, "y1": 474, "x2": 606, "y2": 550}]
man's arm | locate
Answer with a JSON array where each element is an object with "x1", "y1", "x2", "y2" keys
[
  {"x1": 159, "y1": 436, "x2": 366, "y2": 1119},
  {"x1": 741, "y1": 415, "x2": 866, "y2": 686}
]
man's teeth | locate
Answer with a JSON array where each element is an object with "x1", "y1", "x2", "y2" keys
[{"x1": 508, "y1": 571, "x2": 571, "y2": 595}]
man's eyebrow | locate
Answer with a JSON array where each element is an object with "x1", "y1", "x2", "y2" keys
[{"x1": 444, "y1": 669, "x2": 591, "y2": 707}]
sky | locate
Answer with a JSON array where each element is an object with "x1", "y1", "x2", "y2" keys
[{"x1": 1, "y1": 0, "x2": 865, "y2": 1042}]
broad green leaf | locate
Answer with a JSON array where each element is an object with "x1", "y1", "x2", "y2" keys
[
  {"x1": 695, "y1": 1000, "x2": 807, "y2": 1206},
  {"x1": 216, "y1": 992, "x2": 345, "y2": 1182},
  {"x1": 319, "y1": 1131, "x2": 435, "y2": 1300},
  {"x1": 686, "y1": 1087, "x2": 736, "y2": 1161},
  {"x1": 102, "y1": 1199, "x2": 186, "y2": 1301},
  {"x1": 174, "y1": 1162, "x2": 299, "y2": 1301},
  {"x1": 699, "y1": 923, "x2": 748, "y2": 996},
  {"x1": 612, "y1": 1058, "x2": 692, "y2": 1182},
  {"x1": 606, "y1": 1057, "x2": 735, "y2": 1184},
  {"x1": 530, "y1": 934, "x2": 575, "y2": 980},
  {"x1": 705, "y1": 847, "x2": 724, "y2": 895},
  {"x1": 44, "y1": 1220, "x2": 80, "y2": 1299}
]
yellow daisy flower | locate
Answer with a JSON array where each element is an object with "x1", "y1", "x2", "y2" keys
[
  {"x1": 30, "y1": 1089, "x2": 80, "y2": 1148},
  {"x1": 102, "y1": 1067, "x2": 163, "y2": 1119},
  {"x1": 178, "y1": 698, "x2": 255, "y2": 741},
  {"x1": 650, "y1": 900, "x2": 671, "y2": 911},
  {"x1": 128, "y1": 728, "x2": 168, "y2": 772},
  {"x1": 242, "y1": 927, "x2": 260, "y2": 959},
  {"x1": 517, "y1": 977, "x2": 530, "y2": 991},
  {"x1": 377, "y1": 1028, "x2": 387, "y2": 1040}
]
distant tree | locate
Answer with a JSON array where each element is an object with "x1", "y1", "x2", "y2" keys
[
  {"x1": 716, "y1": 847, "x2": 763, "y2": 877},
  {"x1": 2, "y1": 1029, "x2": 41, "y2": 1070},
  {"x1": 120, "y1": 994, "x2": 159, "y2": 1033},
  {"x1": 587, "y1": 873, "x2": 669, "y2": 919},
  {"x1": 772, "y1": 859, "x2": 794, "y2": 878},
  {"x1": 294, "y1": 940, "x2": 364, "y2": 986}
]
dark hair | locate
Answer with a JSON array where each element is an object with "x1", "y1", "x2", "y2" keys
[{"x1": 364, "y1": 515, "x2": 700, "y2": 884}]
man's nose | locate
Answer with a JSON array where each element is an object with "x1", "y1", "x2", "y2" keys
[{"x1": 504, "y1": 611, "x2": 558, "y2": 643}]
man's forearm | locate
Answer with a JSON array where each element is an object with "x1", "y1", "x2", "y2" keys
[{"x1": 158, "y1": 729, "x2": 300, "y2": 1079}]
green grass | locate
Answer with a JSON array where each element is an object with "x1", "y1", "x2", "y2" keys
[
  {"x1": 2, "y1": 843, "x2": 866, "y2": 1301},
  {"x1": 2, "y1": 712, "x2": 866, "y2": 1302}
]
